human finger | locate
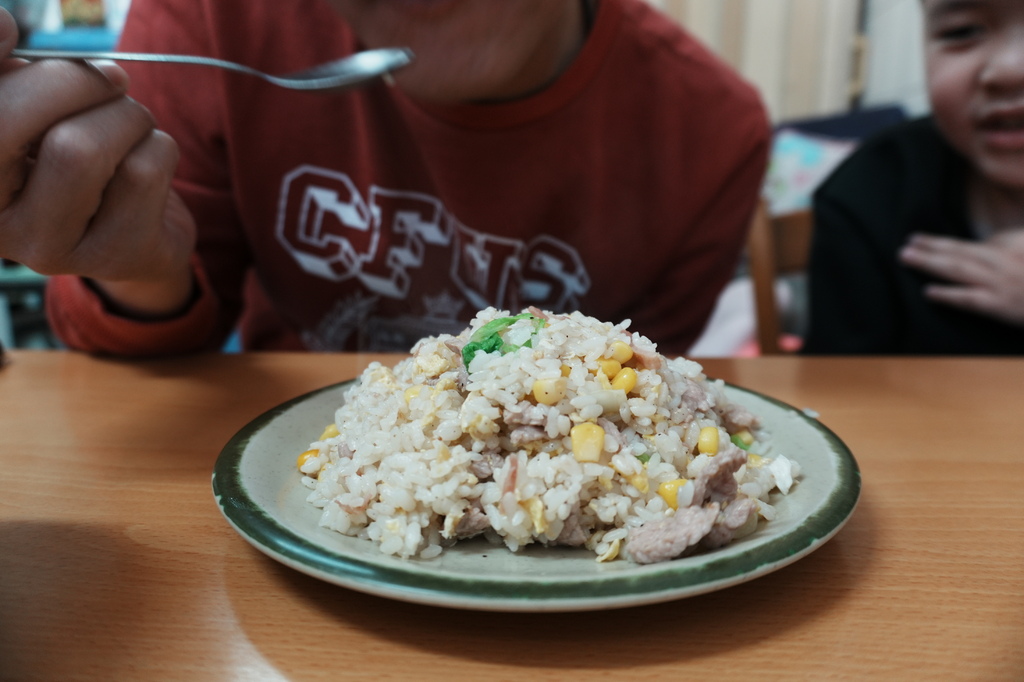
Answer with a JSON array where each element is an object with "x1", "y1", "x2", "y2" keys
[
  {"x1": 0, "y1": 8, "x2": 26, "y2": 200},
  {"x1": 902, "y1": 233, "x2": 1000, "y2": 263},
  {"x1": 0, "y1": 149, "x2": 30, "y2": 208},
  {"x1": 0, "y1": 58, "x2": 133, "y2": 214},
  {"x1": 0, "y1": 7, "x2": 18, "y2": 56},
  {"x1": 73, "y1": 58, "x2": 131, "y2": 90},
  {"x1": 899, "y1": 234, "x2": 999, "y2": 285},
  {"x1": 924, "y1": 283, "x2": 1024, "y2": 326},
  {"x1": 2, "y1": 96, "x2": 158, "y2": 270},
  {"x1": 988, "y1": 228, "x2": 1024, "y2": 250},
  {"x1": 1, "y1": 7, "x2": 26, "y2": 77},
  {"x1": 924, "y1": 283, "x2": 997, "y2": 311},
  {"x1": 0, "y1": 58, "x2": 129, "y2": 151},
  {"x1": 0, "y1": 57, "x2": 126, "y2": 85},
  {"x1": 0, "y1": 55, "x2": 28, "y2": 76},
  {"x1": 72, "y1": 130, "x2": 193, "y2": 283}
]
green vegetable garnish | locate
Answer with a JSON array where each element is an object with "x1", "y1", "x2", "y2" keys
[
  {"x1": 635, "y1": 453, "x2": 652, "y2": 465},
  {"x1": 462, "y1": 313, "x2": 546, "y2": 368},
  {"x1": 730, "y1": 434, "x2": 752, "y2": 450}
]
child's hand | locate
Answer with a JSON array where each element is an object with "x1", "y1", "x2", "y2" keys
[{"x1": 899, "y1": 231, "x2": 1024, "y2": 327}]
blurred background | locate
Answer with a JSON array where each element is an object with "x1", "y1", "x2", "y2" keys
[{"x1": 0, "y1": 0, "x2": 929, "y2": 354}]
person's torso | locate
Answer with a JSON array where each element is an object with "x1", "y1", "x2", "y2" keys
[{"x1": 132, "y1": 0, "x2": 767, "y2": 352}]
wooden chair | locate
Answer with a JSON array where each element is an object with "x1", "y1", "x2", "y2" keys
[{"x1": 746, "y1": 201, "x2": 815, "y2": 355}]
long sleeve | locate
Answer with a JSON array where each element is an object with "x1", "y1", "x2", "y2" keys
[
  {"x1": 801, "y1": 187, "x2": 902, "y2": 354},
  {"x1": 45, "y1": 257, "x2": 219, "y2": 356}
]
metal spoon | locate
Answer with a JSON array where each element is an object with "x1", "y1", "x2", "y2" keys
[{"x1": 9, "y1": 47, "x2": 414, "y2": 93}]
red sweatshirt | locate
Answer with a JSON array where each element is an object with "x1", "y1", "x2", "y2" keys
[{"x1": 46, "y1": 0, "x2": 769, "y2": 356}]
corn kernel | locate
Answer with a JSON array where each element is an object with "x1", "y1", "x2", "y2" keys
[
  {"x1": 657, "y1": 479, "x2": 689, "y2": 510},
  {"x1": 524, "y1": 497, "x2": 548, "y2": 534},
  {"x1": 296, "y1": 449, "x2": 318, "y2": 470},
  {"x1": 609, "y1": 340, "x2": 634, "y2": 364},
  {"x1": 628, "y1": 472, "x2": 649, "y2": 494},
  {"x1": 597, "y1": 359, "x2": 622, "y2": 379},
  {"x1": 319, "y1": 424, "x2": 340, "y2": 441},
  {"x1": 532, "y1": 377, "x2": 567, "y2": 405},
  {"x1": 404, "y1": 385, "x2": 424, "y2": 404},
  {"x1": 747, "y1": 453, "x2": 765, "y2": 468},
  {"x1": 698, "y1": 426, "x2": 719, "y2": 454},
  {"x1": 570, "y1": 422, "x2": 605, "y2": 462},
  {"x1": 611, "y1": 367, "x2": 638, "y2": 393}
]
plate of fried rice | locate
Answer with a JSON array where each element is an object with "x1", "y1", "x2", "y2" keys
[{"x1": 213, "y1": 308, "x2": 860, "y2": 612}]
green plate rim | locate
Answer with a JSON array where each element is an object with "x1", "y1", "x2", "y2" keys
[{"x1": 212, "y1": 378, "x2": 861, "y2": 611}]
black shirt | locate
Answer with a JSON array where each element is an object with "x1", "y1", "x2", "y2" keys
[{"x1": 802, "y1": 117, "x2": 1024, "y2": 355}]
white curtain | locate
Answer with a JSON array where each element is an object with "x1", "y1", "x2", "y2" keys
[
  {"x1": 646, "y1": 0, "x2": 865, "y2": 122},
  {"x1": 862, "y1": 0, "x2": 929, "y2": 115}
]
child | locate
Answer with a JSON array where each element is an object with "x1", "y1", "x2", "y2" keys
[{"x1": 803, "y1": 0, "x2": 1024, "y2": 354}]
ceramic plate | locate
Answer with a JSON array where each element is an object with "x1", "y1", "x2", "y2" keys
[{"x1": 212, "y1": 379, "x2": 860, "y2": 612}]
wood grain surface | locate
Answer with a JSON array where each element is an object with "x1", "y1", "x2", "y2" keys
[{"x1": 1, "y1": 350, "x2": 1021, "y2": 681}]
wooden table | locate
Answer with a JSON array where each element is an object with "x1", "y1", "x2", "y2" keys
[{"x1": 1, "y1": 350, "x2": 1022, "y2": 680}]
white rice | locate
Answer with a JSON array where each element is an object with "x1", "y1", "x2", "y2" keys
[{"x1": 298, "y1": 308, "x2": 800, "y2": 562}]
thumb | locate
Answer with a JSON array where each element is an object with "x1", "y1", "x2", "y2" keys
[
  {"x1": 1, "y1": 7, "x2": 19, "y2": 57},
  {"x1": 84, "y1": 59, "x2": 132, "y2": 90}
]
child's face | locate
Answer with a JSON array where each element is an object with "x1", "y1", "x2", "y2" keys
[{"x1": 924, "y1": 0, "x2": 1024, "y2": 190}]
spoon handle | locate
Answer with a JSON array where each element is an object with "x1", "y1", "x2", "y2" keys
[{"x1": 10, "y1": 49, "x2": 269, "y2": 77}]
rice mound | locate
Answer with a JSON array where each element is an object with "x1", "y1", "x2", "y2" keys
[{"x1": 298, "y1": 308, "x2": 800, "y2": 563}]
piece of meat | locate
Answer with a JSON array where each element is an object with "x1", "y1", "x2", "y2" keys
[
  {"x1": 680, "y1": 377, "x2": 712, "y2": 413},
  {"x1": 631, "y1": 344, "x2": 663, "y2": 370},
  {"x1": 443, "y1": 338, "x2": 465, "y2": 356},
  {"x1": 452, "y1": 504, "x2": 491, "y2": 539},
  {"x1": 444, "y1": 338, "x2": 471, "y2": 388},
  {"x1": 690, "y1": 444, "x2": 747, "y2": 506},
  {"x1": 626, "y1": 503, "x2": 720, "y2": 564},
  {"x1": 504, "y1": 401, "x2": 549, "y2": 427},
  {"x1": 701, "y1": 498, "x2": 757, "y2": 549},
  {"x1": 469, "y1": 450, "x2": 504, "y2": 481},
  {"x1": 509, "y1": 425, "x2": 547, "y2": 446},
  {"x1": 553, "y1": 506, "x2": 588, "y2": 547},
  {"x1": 716, "y1": 401, "x2": 760, "y2": 433}
]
